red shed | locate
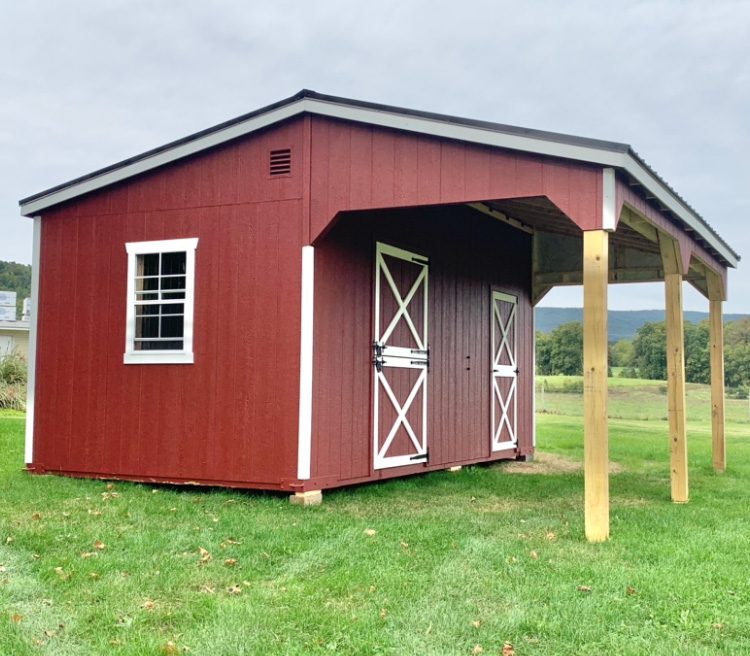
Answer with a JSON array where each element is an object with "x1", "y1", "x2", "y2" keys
[{"x1": 20, "y1": 91, "x2": 738, "y2": 539}]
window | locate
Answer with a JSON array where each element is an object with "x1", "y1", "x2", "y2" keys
[{"x1": 124, "y1": 238, "x2": 198, "y2": 364}]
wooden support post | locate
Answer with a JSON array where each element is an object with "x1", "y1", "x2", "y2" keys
[
  {"x1": 583, "y1": 230, "x2": 609, "y2": 542},
  {"x1": 707, "y1": 273, "x2": 726, "y2": 473},
  {"x1": 660, "y1": 236, "x2": 688, "y2": 503},
  {"x1": 665, "y1": 273, "x2": 688, "y2": 501}
]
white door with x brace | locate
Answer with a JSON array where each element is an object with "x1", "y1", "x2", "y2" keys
[
  {"x1": 373, "y1": 242, "x2": 429, "y2": 470},
  {"x1": 491, "y1": 291, "x2": 518, "y2": 451}
]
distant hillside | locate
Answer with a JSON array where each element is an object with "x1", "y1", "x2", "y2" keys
[
  {"x1": 536, "y1": 307, "x2": 750, "y2": 342},
  {"x1": 0, "y1": 260, "x2": 31, "y2": 317}
]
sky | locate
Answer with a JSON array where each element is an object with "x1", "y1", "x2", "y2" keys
[{"x1": 2, "y1": 0, "x2": 748, "y2": 312}]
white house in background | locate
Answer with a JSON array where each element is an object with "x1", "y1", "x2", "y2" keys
[
  {"x1": 0, "y1": 290, "x2": 29, "y2": 360},
  {"x1": 0, "y1": 320, "x2": 30, "y2": 360}
]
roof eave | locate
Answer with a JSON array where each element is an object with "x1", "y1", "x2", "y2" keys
[{"x1": 19, "y1": 92, "x2": 739, "y2": 268}]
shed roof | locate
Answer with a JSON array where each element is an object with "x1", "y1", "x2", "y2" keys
[{"x1": 19, "y1": 89, "x2": 739, "y2": 268}]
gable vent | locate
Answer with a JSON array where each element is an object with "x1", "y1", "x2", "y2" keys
[{"x1": 269, "y1": 148, "x2": 292, "y2": 176}]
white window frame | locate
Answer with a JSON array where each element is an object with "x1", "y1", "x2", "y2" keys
[{"x1": 124, "y1": 237, "x2": 198, "y2": 365}]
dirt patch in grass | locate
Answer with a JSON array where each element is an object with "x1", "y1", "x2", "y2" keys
[{"x1": 501, "y1": 451, "x2": 624, "y2": 475}]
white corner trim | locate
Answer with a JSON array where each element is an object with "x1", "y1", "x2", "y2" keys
[
  {"x1": 124, "y1": 237, "x2": 198, "y2": 365},
  {"x1": 24, "y1": 216, "x2": 42, "y2": 464},
  {"x1": 532, "y1": 314, "x2": 537, "y2": 449},
  {"x1": 297, "y1": 246, "x2": 315, "y2": 481},
  {"x1": 602, "y1": 167, "x2": 617, "y2": 232}
]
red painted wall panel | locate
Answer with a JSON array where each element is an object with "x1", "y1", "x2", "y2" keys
[
  {"x1": 309, "y1": 116, "x2": 603, "y2": 241},
  {"x1": 33, "y1": 119, "x2": 307, "y2": 490},
  {"x1": 310, "y1": 205, "x2": 533, "y2": 488}
]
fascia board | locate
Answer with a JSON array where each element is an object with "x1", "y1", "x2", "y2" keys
[{"x1": 19, "y1": 96, "x2": 737, "y2": 267}]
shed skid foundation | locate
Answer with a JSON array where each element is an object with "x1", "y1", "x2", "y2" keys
[{"x1": 290, "y1": 490, "x2": 323, "y2": 506}]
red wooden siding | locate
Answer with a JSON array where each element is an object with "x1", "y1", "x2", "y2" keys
[
  {"x1": 33, "y1": 119, "x2": 307, "y2": 490},
  {"x1": 309, "y1": 205, "x2": 533, "y2": 489},
  {"x1": 308, "y1": 116, "x2": 603, "y2": 242}
]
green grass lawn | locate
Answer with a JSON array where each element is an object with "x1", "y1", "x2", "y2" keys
[{"x1": 1, "y1": 381, "x2": 749, "y2": 655}]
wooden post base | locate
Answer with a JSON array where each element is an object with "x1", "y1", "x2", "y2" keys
[{"x1": 289, "y1": 490, "x2": 322, "y2": 506}]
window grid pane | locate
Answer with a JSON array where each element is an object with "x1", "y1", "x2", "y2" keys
[{"x1": 134, "y1": 252, "x2": 187, "y2": 351}]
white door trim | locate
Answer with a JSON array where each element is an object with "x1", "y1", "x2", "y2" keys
[
  {"x1": 491, "y1": 290, "x2": 519, "y2": 452},
  {"x1": 373, "y1": 242, "x2": 429, "y2": 470}
]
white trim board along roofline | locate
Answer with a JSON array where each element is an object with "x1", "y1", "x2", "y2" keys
[{"x1": 18, "y1": 90, "x2": 739, "y2": 268}]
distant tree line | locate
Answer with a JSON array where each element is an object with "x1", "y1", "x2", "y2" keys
[{"x1": 537, "y1": 318, "x2": 750, "y2": 393}]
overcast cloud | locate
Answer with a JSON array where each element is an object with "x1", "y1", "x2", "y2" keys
[{"x1": 2, "y1": 0, "x2": 748, "y2": 311}]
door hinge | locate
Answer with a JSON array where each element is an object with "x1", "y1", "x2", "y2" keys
[{"x1": 372, "y1": 341, "x2": 384, "y2": 372}]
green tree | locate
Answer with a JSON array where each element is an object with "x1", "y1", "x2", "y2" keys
[
  {"x1": 536, "y1": 331, "x2": 553, "y2": 375},
  {"x1": 725, "y1": 319, "x2": 750, "y2": 388},
  {"x1": 610, "y1": 339, "x2": 634, "y2": 368},
  {"x1": 684, "y1": 321, "x2": 710, "y2": 385},
  {"x1": 546, "y1": 321, "x2": 583, "y2": 375},
  {"x1": 631, "y1": 321, "x2": 666, "y2": 380}
]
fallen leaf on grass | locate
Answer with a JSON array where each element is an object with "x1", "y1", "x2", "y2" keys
[
  {"x1": 472, "y1": 645, "x2": 483, "y2": 654},
  {"x1": 10, "y1": 613, "x2": 23, "y2": 624},
  {"x1": 0, "y1": 565, "x2": 6, "y2": 573},
  {"x1": 626, "y1": 586, "x2": 637, "y2": 596},
  {"x1": 31, "y1": 513, "x2": 42, "y2": 521},
  {"x1": 115, "y1": 616, "x2": 133, "y2": 628},
  {"x1": 199, "y1": 584, "x2": 215, "y2": 594},
  {"x1": 61, "y1": 512, "x2": 70, "y2": 518},
  {"x1": 712, "y1": 622, "x2": 726, "y2": 630},
  {"x1": 220, "y1": 538, "x2": 242, "y2": 549},
  {"x1": 546, "y1": 531, "x2": 557, "y2": 541},
  {"x1": 93, "y1": 540, "x2": 106, "y2": 551},
  {"x1": 88, "y1": 510, "x2": 102, "y2": 517},
  {"x1": 106, "y1": 483, "x2": 115, "y2": 491},
  {"x1": 224, "y1": 559, "x2": 237, "y2": 567},
  {"x1": 161, "y1": 641, "x2": 180, "y2": 654},
  {"x1": 502, "y1": 642, "x2": 516, "y2": 656},
  {"x1": 89, "y1": 573, "x2": 101, "y2": 580},
  {"x1": 141, "y1": 599, "x2": 156, "y2": 611},
  {"x1": 577, "y1": 585, "x2": 592, "y2": 593},
  {"x1": 53, "y1": 567, "x2": 71, "y2": 581},
  {"x1": 400, "y1": 542, "x2": 409, "y2": 550},
  {"x1": 5, "y1": 537, "x2": 13, "y2": 544},
  {"x1": 364, "y1": 529, "x2": 377, "y2": 537},
  {"x1": 101, "y1": 492, "x2": 120, "y2": 501},
  {"x1": 226, "y1": 585, "x2": 242, "y2": 595},
  {"x1": 530, "y1": 550, "x2": 539, "y2": 560},
  {"x1": 198, "y1": 548, "x2": 212, "y2": 564},
  {"x1": 471, "y1": 620, "x2": 481, "y2": 629},
  {"x1": 379, "y1": 608, "x2": 388, "y2": 619},
  {"x1": 80, "y1": 552, "x2": 95, "y2": 559}
]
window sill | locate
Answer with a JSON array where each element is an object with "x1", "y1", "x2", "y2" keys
[{"x1": 123, "y1": 352, "x2": 194, "y2": 365}]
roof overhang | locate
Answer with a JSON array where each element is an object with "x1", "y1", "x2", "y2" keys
[{"x1": 19, "y1": 90, "x2": 739, "y2": 268}]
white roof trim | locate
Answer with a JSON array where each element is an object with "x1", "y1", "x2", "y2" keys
[{"x1": 19, "y1": 96, "x2": 737, "y2": 267}]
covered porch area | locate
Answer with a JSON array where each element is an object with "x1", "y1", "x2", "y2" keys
[{"x1": 483, "y1": 168, "x2": 737, "y2": 541}]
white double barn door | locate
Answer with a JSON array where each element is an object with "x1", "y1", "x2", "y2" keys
[{"x1": 372, "y1": 242, "x2": 518, "y2": 470}]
